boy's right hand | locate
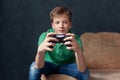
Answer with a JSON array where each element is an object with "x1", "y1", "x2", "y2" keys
[{"x1": 37, "y1": 33, "x2": 58, "y2": 54}]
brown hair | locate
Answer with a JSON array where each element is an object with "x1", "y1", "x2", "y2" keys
[{"x1": 50, "y1": 6, "x2": 72, "y2": 22}]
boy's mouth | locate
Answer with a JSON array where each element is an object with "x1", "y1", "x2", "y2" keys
[{"x1": 57, "y1": 30, "x2": 65, "y2": 34}]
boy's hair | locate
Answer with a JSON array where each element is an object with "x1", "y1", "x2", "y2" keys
[{"x1": 50, "y1": 6, "x2": 72, "y2": 22}]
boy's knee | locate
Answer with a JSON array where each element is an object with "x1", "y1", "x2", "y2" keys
[
  {"x1": 29, "y1": 62, "x2": 36, "y2": 70},
  {"x1": 29, "y1": 62, "x2": 40, "y2": 74},
  {"x1": 29, "y1": 62, "x2": 41, "y2": 80},
  {"x1": 77, "y1": 69, "x2": 90, "y2": 80}
]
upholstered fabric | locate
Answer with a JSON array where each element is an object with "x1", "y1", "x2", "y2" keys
[
  {"x1": 81, "y1": 32, "x2": 120, "y2": 69},
  {"x1": 41, "y1": 74, "x2": 76, "y2": 80}
]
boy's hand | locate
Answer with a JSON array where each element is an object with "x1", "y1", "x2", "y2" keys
[
  {"x1": 64, "y1": 33, "x2": 81, "y2": 52},
  {"x1": 37, "y1": 33, "x2": 58, "y2": 54}
]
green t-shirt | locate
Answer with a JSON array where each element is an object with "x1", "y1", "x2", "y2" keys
[{"x1": 38, "y1": 29, "x2": 83, "y2": 66}]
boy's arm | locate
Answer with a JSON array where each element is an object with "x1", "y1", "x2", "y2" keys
[
  {"x1": 35, "y1": 33, "x2": 58, "y2": 69},
  {"x1": 74, "y1": 48, "x2": 86, "y2": 72},
  {"x1": 64, "y1": 33, "x2": 86, "y2": 72},
  {"x1": 35, "y1": 46, "x2": 45, "y2": 69}
]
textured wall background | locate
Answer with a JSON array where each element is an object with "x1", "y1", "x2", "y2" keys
[{"x1": 0, "y1": 0, "x2": 120, "y2": 80}]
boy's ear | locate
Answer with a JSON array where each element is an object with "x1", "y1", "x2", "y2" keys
[
  {"x1": 51, "y1": 22, "x2": 55, "y2": 29},
  {"x1": 69, "y1": 22, "x2": 72, "y2": 29}
]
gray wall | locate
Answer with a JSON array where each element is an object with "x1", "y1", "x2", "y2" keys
[{"x1": 0, "y1": 0, "x2": 120, "y2": 80}]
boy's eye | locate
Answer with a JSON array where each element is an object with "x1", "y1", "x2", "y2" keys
[
  {"x1": 64, "y1": 21, "x2": 68, "y2": 24},
  {"x1": 54, "y1": 21, "x2": 69, "y2": 24},
  {"x1": 55, "y1": 22, "x2": 59, "y2": 24}
]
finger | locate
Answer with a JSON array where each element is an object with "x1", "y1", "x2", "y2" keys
[
  {"x1": 48, "y1": 42, "x2": 56, "y2": 47},
  {"x1": 64, "y1": 36, "x2": 73, "y2": 42},
  {"x1": 64, "y1": 41, "x2": 72, "y2": 47},
  {"x1": 66, "y1": 46, "x2": 72, "y2": 50},
  {"x1": 64, "y1": 41, "x2": 72, "y2": 45},
  {"x1": 47, "y1": 37, "x2": 58, "y2": 43},
  {"x1": 46, "y1": 46, "x2": 54, "y2": 51},
  {"x1": 64, "y1": 33, "x2": 75, "y2": 42},
  {"x1": 47, "y1": 32, "x2": 56, "y2": 37},
  {"x1": 66, "y1": 33, "x2": 74, "y2": 37},
  {"x1": 47, "y1": 42, "x2": 56, "y2": 50}
]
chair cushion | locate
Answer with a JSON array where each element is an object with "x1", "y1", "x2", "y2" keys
[
  {"x1": 41, "y1": 74, "x2": 77, "y2": 80},
  {"x1": 90, "y1": 69, "x2": 120, "y2": 80}
]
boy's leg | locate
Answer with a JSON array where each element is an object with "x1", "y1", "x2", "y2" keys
[
  {"x1": 59, "y1": 63, "x2": 90, "y2": 80},
  {"x1": 29, "y1": 61, "x2": 59, "y2": 80},
  {"x1": 29, "y1": 62, "x2": 41, "y2": 80}
]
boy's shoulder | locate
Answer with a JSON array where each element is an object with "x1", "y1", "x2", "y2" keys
[
  {"x1": 40, "y1": 28, "x2": 54, "y2": 36},
  {"x1": 47, "y1": 28, "x2": 54, "y2": 32}
]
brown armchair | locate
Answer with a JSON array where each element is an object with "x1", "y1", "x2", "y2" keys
[{"x1": 41, "y1": 32, "x2": 120, "y2": 80}]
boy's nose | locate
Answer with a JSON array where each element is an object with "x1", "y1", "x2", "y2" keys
[{"x1": 59, "y1": 23, "x2": 64, "y2": 28}]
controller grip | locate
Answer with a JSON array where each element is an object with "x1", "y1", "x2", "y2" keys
[
  {"x1": 48, "y1": 40, "x2": 56, "y2": 49},
  {"x1": 64, "y1": 40, "x2": 72, "y2": 47},
  {"x1": 49, "y1": 46, "x2": 53, "y2": 48}
]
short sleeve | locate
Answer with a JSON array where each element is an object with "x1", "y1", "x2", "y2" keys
[
  {"x1": 37, "y1": 32, "x2": 47, "y2": 46},
  {"x1": 75, "y1": 34, "x2": 84, "y2": 51}
]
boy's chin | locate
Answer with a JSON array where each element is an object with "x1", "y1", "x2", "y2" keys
[
  {"x1": 56, "y1": 32, "x2": 67, "y2": 34},
  {"x1": 57, "y1": 32, "x2": 66, "y2": 34}
]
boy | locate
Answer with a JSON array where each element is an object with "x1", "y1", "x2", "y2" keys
[{"x1": 29, "y1": 6, "x2": 89, "y2": 80}]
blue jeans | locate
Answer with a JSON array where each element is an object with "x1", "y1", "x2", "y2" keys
[{"x1": 29, "y1": 61, "x2": 90, "y2": 80}]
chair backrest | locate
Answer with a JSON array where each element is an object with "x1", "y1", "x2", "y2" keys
[{"x1": 80, "y1": 32, "x2": 120, "y2": 69}]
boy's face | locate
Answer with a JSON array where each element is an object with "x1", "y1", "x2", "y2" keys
[{"x1": 52, "y1": 14, "x2": 72, "y2": 34}]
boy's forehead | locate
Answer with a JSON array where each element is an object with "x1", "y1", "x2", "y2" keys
[{"x1": 53, "y1": 14, "x2": 69, "y2": 20}]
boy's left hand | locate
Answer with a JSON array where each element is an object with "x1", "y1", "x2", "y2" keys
[{"x1": 64, "y1": 33, "x2": 81, "y2": 52}]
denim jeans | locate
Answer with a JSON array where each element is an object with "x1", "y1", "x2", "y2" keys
[{"x1": 29, "y1": 61, "x2": 90, "y2": 80}]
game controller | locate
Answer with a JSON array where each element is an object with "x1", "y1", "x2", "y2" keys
[
  {"x1": 49, "y1": 34, "x2": 66, "y2": 48},
  {"x1": 52, "y1": 34, "x2": 67, "y2": 43},
  {"x1": 49, "y1": 34, "x2": 72, "y2": 48}
]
